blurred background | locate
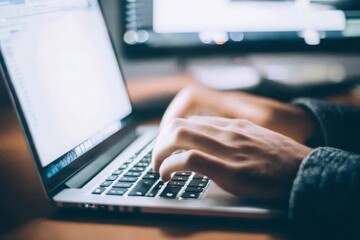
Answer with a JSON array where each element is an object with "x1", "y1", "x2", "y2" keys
[
  {"x1": 1, "y1": 0, "x2": 360, "y2": 110},
  {"x1": 111, "y1": 0, "x2": 360, "y2": 108}
]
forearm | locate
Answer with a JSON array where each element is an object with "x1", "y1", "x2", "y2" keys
[{"x1": 289, "y1": 147, "x2": 360, "y2": 233}]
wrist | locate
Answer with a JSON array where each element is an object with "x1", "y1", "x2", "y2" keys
[{"x1": 288, "y1": 106, "x2": 316, "y2": 143}]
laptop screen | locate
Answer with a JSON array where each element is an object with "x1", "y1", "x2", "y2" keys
[{"x1": 0, "y1": 0, "x2": 132, "y2": 179}]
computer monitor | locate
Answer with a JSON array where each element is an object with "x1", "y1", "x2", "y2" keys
[{"x1": 121, "y1": 0, "x2": 360, "y2": 57}]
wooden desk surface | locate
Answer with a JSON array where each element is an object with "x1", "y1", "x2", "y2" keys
[{"x1": 1, "y1": 75, "x2": 359, "y2": 240}]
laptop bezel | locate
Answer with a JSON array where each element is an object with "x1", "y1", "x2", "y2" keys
[{"x1": 0, "y1": 0, "x2": 137, "y2": 197}]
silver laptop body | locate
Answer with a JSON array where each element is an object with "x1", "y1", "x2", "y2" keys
[{"x1": 0, "y1": 0, "x2": 284, "y2": 219}]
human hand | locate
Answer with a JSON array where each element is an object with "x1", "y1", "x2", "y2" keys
[
  {"x1": 152, "y1": 116, "x2": 313, "y2": 203},
  {"x1": 160, "y1": 86, "x2": 316, "y2": 143}
]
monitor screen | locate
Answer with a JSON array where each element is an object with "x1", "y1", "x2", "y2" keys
[
  {"x1": 121, "y1": 0, "x2": 360, "y2": 56},
  {"x1": 0, "y1": 0, "x2": 132, "y2": 179}
]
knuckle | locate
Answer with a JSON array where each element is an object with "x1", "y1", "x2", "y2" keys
[
  {"x1": 223, "y1": 129, "x2": 248, "y2": 145},
  {"x1": 232, "y1": 119, "x2": 252, "y2": 128},
  {"x1": 168, "y1": 118, "x2": 186, "y2": 130},
  {"x1": 226, "y1": 130, "x2": 243, "y2": 142},
  {"x1": 176, "y1": 86, "x2": 198, "y2": 105},
  {"x1": 172, "y1": 126, "x2": 189, "y2": 143},
  {"x1": 243, "y1": 119, "x2": 252, "y2": 125},
  {"x1": 239, "y1": 119, "x2": 251, "y2": 125},
  {"x1": 181, "y1": 86, "x2": 199, "y2": 99}
]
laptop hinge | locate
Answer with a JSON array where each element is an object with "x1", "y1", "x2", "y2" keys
[{"x1": 64, "y1": 129, "x2": 138, "y2": 189}]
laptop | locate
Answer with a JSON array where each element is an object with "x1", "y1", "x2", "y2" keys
[{"x1": 0, "y1": 0, "x2": 284, "y2": 219}]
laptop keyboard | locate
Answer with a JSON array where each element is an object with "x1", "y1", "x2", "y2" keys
[{"x1": 92, "y1": 143, "x2": 210, "y2": 199}]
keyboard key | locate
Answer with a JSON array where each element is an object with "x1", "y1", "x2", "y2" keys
[
  {"x1": 118, "y1": 164, "x2": 128, "y2": 170},
  {"x1": 113, "y1": 182, "x2": 133, "y2": 188},
  {"x1": 125, "y1": 158, "x2": 134, "y2": 164},
  {"x1": 135, "y1": 162, "x2": 149, "y2": 167},
  {"x1": 106, "y1": 175, "x2": 118, "y2": 181},
  {"x1": 185, "y1": 186, "x2": 204, "y2": 193},
  {"x1": 124, "y1": 171, "x2": 142, "y2": 177},
  {"x1": 188, "y1": 179, "x2": 208, "y2": 188},
  {"x1": 159, "y1": 186, "x2": 181, "y2": 198},
  {"x1": 181, "y1": 192, "x2": 200, "y2": 199},
  {"x1": 193, "y1": 174, "x2": 209, "y2": 180},
  {"x1": 106, "y1": 188, "x2": 127, "y2": 196},
  {"x1": 143, "y1": 172, "x2": 160, "y2": 180},
  {"x1": 128, "y1": 179, "x2": 156, "y2": 196},
  {"x1": 146, "y1": 181, "x2": 164, "y2": 197},
  {"x1": 130, "y1": 167, "x2": 146, "y2": 172},
  {"x1": 174, "y1": 172, "x2": 192, "y2": 176},
  {"x1": 171, "y1": 175, "x2": 189, "y2": 181},
  {"x1": 168, "y1": 181, "x2": 186, "y2": 187},
  {"x1": 199, "y1": 178, "x2": 209, "y2": 183},
  {"x1": 92, "y1": 187, "x2": 106, "y2": 194},
  {"x1": 112, "y1": 170, "x2": 123, "y2": 175},
  {"x1": 118, "y1": 176, "x2": 138, "y2": 182},
  {"x1": 141, "y1": 155, "x2": 151, "y2": 163},
  {"x1": 100, "y1": 181, "x2": 112, "y2": 187}
]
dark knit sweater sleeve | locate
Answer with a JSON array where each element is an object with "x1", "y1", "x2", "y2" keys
[
  {"x1": 292, "y1": 98, "x2": 360, "y2": 154},
  {"x1": 288, "y1": 99, "x2": 360, "y2": 234},
  {"x1": 289, "y1": 147, "x2": 360, "y2": 233}
]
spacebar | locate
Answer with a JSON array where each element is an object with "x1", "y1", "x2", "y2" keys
[{"x1": 128, "y1": 179, "x2": 156, "y2": 196}]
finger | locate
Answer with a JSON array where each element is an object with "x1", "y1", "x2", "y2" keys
[
  {"x1": 160, "y1": 107, "x2": 187, "y2": 129},
  {"x1": 187, "y1": 115, "x2": 233, "y2": 127},
  {"x1": 188, "y1": 115, "x2": 252, "y2": 129},
  {"x1": 160, "y1": 88, "x2": 196, "y2": 128},
  {"x1": 152, "y1": 126, "x2": 232, "y2": 172},
  {"x1": 159, "y1": 118, "x2": 225, "y2": 142},
  {"x1": 153, "y1": 117, "x2": 252, "y2": 172},
  {"x1": 159, "y1": 117, "x2": 250, "y2": 145},
  {"x1": 159, "y1": 149, "x2": 227, "y2": 183}
]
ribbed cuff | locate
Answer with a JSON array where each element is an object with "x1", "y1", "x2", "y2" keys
[{"x1": 289, "y1": 147, "x2": 360, "y2": 233}]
